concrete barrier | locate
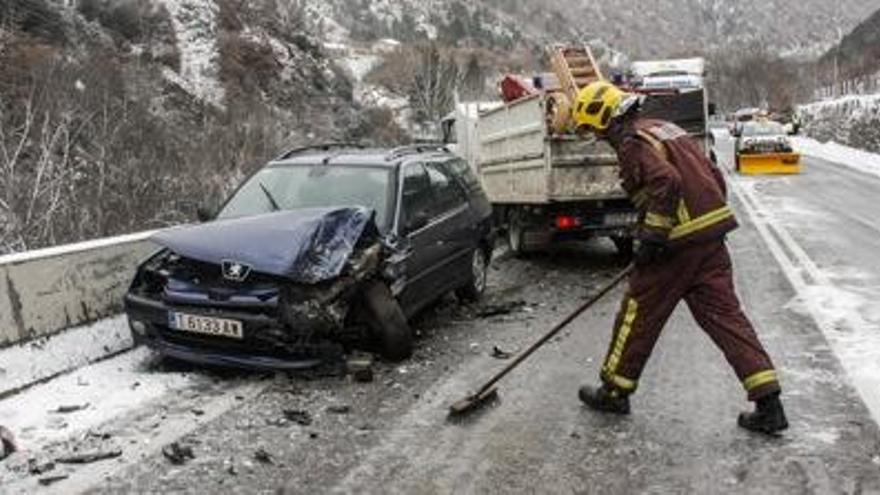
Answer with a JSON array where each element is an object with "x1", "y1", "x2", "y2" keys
[{"x1": 0, "y1": 231, "x2": 158, "y2": 349}]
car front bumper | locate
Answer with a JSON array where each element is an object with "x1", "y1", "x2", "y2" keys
[{"x1": 124, "y1": 293, "x2": 345, "y2": 370}]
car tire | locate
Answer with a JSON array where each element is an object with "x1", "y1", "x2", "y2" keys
[
  {"x1": 456, "y1": 248, "x2": 488, "y2": 302},
  {"x1": 363, "y1": 281, "x2": 413, "y2": 362}
]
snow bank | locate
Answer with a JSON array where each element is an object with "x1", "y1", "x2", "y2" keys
[
  {"x1": 797, "y1": 93, "x2": 880, "y2": 154},
  {"x1": 793, "y1": 137, "x2": 880, "y2": 180}
]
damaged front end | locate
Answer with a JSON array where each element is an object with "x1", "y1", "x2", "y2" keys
[{"x1": 124, "y1": 207, "x2": 399, "y2": 370}]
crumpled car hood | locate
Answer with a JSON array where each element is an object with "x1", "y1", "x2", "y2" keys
[{"x1": 152, "y1": 207, "x2": 377, "y2": 284}]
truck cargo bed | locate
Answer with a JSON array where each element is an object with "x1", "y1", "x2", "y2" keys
[{"x1": 477, "y1": 94, "x2": 625, "y2": 205}]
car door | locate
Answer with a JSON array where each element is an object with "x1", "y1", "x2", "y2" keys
[
  {"x1": 397, "y1": 163, "x2": 446, "y2": 314},
  {"x1": 424, "y1": 160, "x2": 475, "y2": 289},
  {"x1": 396, "y1": 161, "x2": 469, "y2": 315}
]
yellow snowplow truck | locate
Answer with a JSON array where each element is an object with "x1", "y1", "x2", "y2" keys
[{"x1": 734, "y1": 119, "x2": 801, "y2": 175}]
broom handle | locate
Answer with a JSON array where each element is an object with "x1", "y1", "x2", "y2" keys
[{"x1": 475, "y1": 263, "x2": 634, "y2": 395}]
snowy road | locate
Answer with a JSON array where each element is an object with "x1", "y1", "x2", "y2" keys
[{"x1": 2, "y1": 137, "x2": 880, "y2": 493}]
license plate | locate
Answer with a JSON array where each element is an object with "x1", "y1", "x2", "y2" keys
[
  {"x1": 604, "y1": 213, "x2": 636, "y2": 226},
  {"x1": 169, "y1": 312, "x2": 243, "y2": 339}
]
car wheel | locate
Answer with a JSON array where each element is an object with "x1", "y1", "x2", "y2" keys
[
  {"x1": 363, "y1": 281, "x2": 413, "y2": 361},
  {"x1": 456, "y1": 248, "x2": 488, "y2": 302}
]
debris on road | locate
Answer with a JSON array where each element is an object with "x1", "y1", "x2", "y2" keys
[
  {"x1": 491, "y1": 346, "x2": 513, "y2": 360},
  {"x1": 161, "y1": 442, "x2": 195, "y2": 465},
  {"x1": 28, "y1": 458, "x2": 55, "y2": 475},
  {"x1": 283, "y1": 409, "x2": 313, "y2": 426},
  {"x1": 53, "y1": 403, "x2": 90, "y2": 413},
  {"x1": 0, "y1": 425, "x2": 16, "y2": 460},
  {"x1": 476, "y1": 300, "x2": 527, "y2": 318},
  {"x1": 254, "y1": 448, "x2": 273, "y2": 465},
  {"x1": 38, "y1": 474, "x2": 69, "y2": 486},
  {"x1": 56, "y1": 449, "x2": 122, "y2": 464},
  {"x1": 346, "y1": 354, "x2": 374, "y2": 383},
  {"x1": 327, "y1": 404, "x2": 351, "y2": 414}
]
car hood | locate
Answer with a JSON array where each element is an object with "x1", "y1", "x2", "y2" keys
[{"x1": 152, "y1": 207, "x2": 377, "y2": 284}]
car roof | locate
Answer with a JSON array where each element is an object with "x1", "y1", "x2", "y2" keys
[{"x1": 267, "y1": 145, "x2": 454, "y2": 169}]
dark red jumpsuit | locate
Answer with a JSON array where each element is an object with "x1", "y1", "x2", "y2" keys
[{"x1": 600, "y1": 117, "x2": 781, "y2": 401}]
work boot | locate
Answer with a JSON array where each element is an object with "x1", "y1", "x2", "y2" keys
[
  {"x1": 738, "y1": 392, "x2": 788, "y2": 435},
  {"x1": 578, "y1": 384, "x2": 630, "y2": 415}
]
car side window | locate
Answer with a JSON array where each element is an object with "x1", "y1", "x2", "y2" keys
[
  {"x1": 401, "y1": 163, "x2": 433, "y2": 230},
  {"x1": 425, "y1": 162, "x2": 466, "y2": 216}
]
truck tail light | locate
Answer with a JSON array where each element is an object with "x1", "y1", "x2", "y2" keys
[{"x1": 555, "y1": 215, "x2": 580, "y2": 230}]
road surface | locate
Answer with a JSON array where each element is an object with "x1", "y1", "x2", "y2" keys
[{"x1": 1, "y1": 136, "x2": 879, "y2": 494}]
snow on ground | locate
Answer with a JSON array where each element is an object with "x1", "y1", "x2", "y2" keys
[
  {"x1": 793, "y1": 136, "x2": 880, "y2": 180},
  {"x1": 159, "y1": 0, "x2": 225, "y2": 108},
  {"x1": 0, "y1": 316, "x2": 133, "y2": 397},
  {"x1": 731, "y1": 169, "x2": 880, "y2": 425},
  {"x1": 0, "y1": 347, "x2": 191, "y2": 448}
]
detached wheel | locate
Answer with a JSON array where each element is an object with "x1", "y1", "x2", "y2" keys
[
  {"x1": 363, "y1": 282, "x2": 413, "y2": 361},
  {"x1": 456, "y1": 248, "x2": 488, "y2": 302}
]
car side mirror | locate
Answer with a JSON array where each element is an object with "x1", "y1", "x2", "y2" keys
[
  {"x1": 196, "y1": 205, "x2": 215, "y2": 223},
  {"x1": 405, "y1": 211, "x2": 430, "y2": 234}
]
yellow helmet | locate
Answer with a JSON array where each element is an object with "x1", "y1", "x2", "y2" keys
[{"x1": 571, "y1": 81, "x2": 627, "y2": 131}]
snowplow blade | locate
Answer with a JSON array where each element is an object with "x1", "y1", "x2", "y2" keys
[{"x1": 737, "y1": 152, "x2": 801, "y2": 175}]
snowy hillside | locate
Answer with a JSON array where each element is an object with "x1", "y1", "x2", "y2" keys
[
  {"x1": 291, "y1": 0, "x2": 879, "y2": 58},
  {"x1": 798, "y1": 94, "x2": 880, "y2": 153}
]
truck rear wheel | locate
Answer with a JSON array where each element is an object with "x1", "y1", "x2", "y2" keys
[{"x1": 507, "y1": 210, "x2": 548, "y2": 257}]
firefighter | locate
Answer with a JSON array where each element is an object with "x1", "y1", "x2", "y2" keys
[{"x1": 570, "y1": 81, "x2": 788, "y2": 435}]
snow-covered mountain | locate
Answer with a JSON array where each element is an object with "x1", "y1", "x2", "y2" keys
[{"x1": 294, "y1": 0, "x2": 878, "y2": 59}]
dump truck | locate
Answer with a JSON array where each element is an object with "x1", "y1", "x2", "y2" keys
[{"x1": 475, "y1": 45, "x2": 639, "y2": 256}]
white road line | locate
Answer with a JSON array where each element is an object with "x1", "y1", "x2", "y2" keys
[{"x1": 728, "y1": 168, "x2": 880, "y2": 426}]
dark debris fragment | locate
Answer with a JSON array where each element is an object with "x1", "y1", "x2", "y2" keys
[
  {"x1": 28, "y1": 458, "x2": 56, "y2": 475},
  {"x1": 491, "y1": 346, "x2": 513, "y2": 359},
  {"x1": 254, "y1": 448, "x2": 273, "y2": 465},
  {"x1": 283, "y1": 409, "x2": 313, "y2": 426},
  {"x1": 162, "y1": 442, "x2": 195, "y2": 465},
  {"x1": 53, "y1": 403, "x2": 90, "y2": 414},
  {"x1": 476, "y1": 300, "x2": 527, "y2": 318},
  {"x1": 56, "y1": 449, "x2": 122, "y2": 464},
  {"x1": 38, "y1": 474, "x2": 69, "y2": 486}
]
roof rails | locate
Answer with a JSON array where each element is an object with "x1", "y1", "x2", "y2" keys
[
  {"x1": 385, "y1": 143, "x2": 450, "y2": 161},
  {"x1": 274, "y1": 142, "x2": 367, "y2": 161}
]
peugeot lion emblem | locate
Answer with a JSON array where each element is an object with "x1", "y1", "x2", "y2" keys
[{"x1": 221, "y1": 260, "x2": 252, "y2": 282}]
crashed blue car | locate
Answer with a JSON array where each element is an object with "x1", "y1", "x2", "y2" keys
[{"x1": 124, "y1": 144, "x2": 493, "y2": 369}]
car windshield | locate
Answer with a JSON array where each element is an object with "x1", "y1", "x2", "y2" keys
[
  {"x1": 742, "y1": 121, "x2": 785, "y2": 136},
  {"x1": 217, "y1": 165, "x2": 393, "y2": 230}
]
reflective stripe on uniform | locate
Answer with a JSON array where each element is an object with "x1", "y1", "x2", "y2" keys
[
  {"x1": 604, "y1": 298, "x2": 639, "y2": 376},
  {"x1": 607, "y1": 373, "x2": 637, "y2": 392},
  {"x1": 669, "y1": 205, "x2": 734, "y2": 240},
  {"x1": 645, "y1": 212, "x2": 674, "y2": 229},
  {"x1": 743, "y1": 369, "x2": 778, "y2": 391},
  {"x1": 677, "y1": 199, "x2": 691, "y2": 224}
]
